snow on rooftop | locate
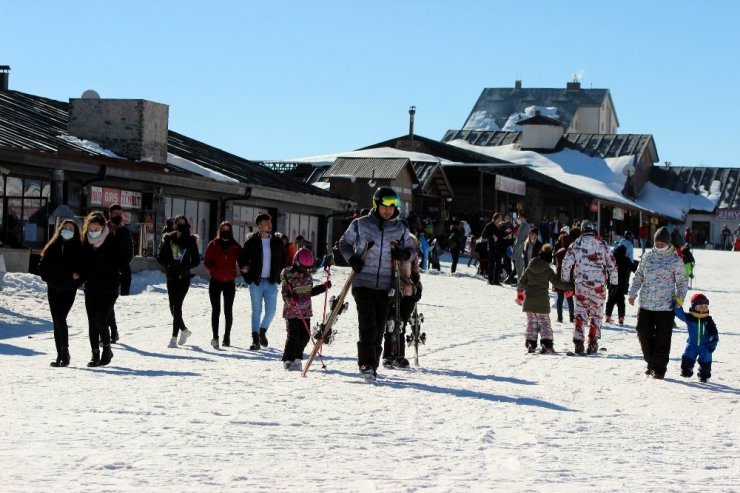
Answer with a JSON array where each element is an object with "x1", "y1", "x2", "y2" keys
[
  {"x1": 167, "y1": 153, "x2": 239, "y2": 183},
  {"x1": 289, "y1": 147, "x2": 456, "y2": 166},
  {"x1": 502, "y1": 105, "x2": 561, "y2": 131},
  {"x1": 57, "y1": 135, "x2": 122, "y2": 158}
]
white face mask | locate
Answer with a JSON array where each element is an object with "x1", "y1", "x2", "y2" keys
[
  {"x1": 60, "y1": 230, "x2": 74, "y2": 241},
  {"x1": 655, "y1": 244, "x2": 669, "y2": 252},
  {"x1": 88, "y1": 230, "x2": 102, "y2": 240}
]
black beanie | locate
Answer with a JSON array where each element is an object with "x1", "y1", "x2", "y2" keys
[{"x1": 654, "y1": 227, "x2": 670, "y2": 244}]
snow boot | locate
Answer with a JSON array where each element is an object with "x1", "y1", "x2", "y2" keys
[
  {"x1": 680, "y1": 370, "x2": 693, "y2": 378},
  {"x1": 382, "y1": 358, "x2": 394, "y2": 369},
  {"x1": 587, "y1": 337, "x2": 599, "y2": 354},
  {"x1": 360, "y1": 365, "x2": 376, "y2": 382},
  {"x1": 249, "y1": 333, "x2": 261, "y2": 351},
  {"x1": 222, "y1": 332, "x2": 231, "y2": 347},
  {"x1": 99, "y1": 345, "x2": 113, "y2": 366},
  {"x1": 50, "y1": 352, "x2": 63, "y2": 367},
  {"x1": 167, "y1": 337, "x2": 178, "y2": 348},
  {"x1": 259, "y1": 328, "x2": 269, "y2": 348},
  {"x1": 644, "y1": 365, "x2": 653, "y2": 375},
  {"x1": 60, "y1": 346, "x2": 70, "y2": 367},
  {"x1": 87, "y1": 349, "x2": 101, "y2": 367},
  {"x1": 290, "y1": 359, "x2": 303, "y2": 371},
  {"x1": 395, "y1": 357, "x2": 410, "y2": 369},
  {"x1": 605, "y1": 315, "x2": 613, "y2": 323},
  {"x1": 618, "y1": 316, "x2": 624, "y2": 325},
  {"x1": 540, "y1": 339, "x2": 554, "y2": 354},
  {"x1": 282, "y1": 360, "x2": 292, "y2": 370},
  {"x1": 210, "y1": 338, "x2": 219, "y2": 350},
  {"x1": 526, "y1": 339, "x2": 537, "y2": 353},
  {"x1": 573, "y1": 340, "x2": 585, "y2": 355}
]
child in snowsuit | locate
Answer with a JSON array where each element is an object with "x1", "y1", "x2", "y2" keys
[
  {"x1": 674, "y1": 293, "x2": 718, "y2": 382},
  {"x1": 517, "y1": 244, "x2": 574, "y2": 353},
  {"x1": 280, "y1": 248, "x2": 331, "y2": 370}
]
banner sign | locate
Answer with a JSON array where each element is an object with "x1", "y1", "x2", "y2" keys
[
  {"x1": 612, "y1": 207, "x2": 624, "y2": 220},
  {"x1": 89, "y1": 186, "x2": 141, "y2": 209},
  {"x1": 716, "y1": 209, "x2": 740, "y2": 221},
  {"x1": 495, "y1": 175, "x2": 526, "y2": 196}
]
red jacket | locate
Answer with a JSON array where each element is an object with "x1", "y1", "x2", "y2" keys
[{"x1": 204, "y1": 238, "x2": 242, "y2": 282}]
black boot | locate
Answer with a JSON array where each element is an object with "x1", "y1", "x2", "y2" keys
[
  {"x1": 87, "y1": 349, "x2": 101, "y2": 367},
  {"x1": 222, "y1": 331, "x2": 231, "y2": 347},
  {"x1": 60, "y1": 346, "x2": 70, "y2": 367},
  {"x1": 540, "y1": 339, "x2": 554, "y2": 354},
  {"x1": 250, "y1": 333, "x2": 261, "y2": 351},
  {"x1": 99, "y1": 345, "x2": 113, "y2": 366},
  {"x1": 259, "y1": 328, "x2": 268, "y2": 348},
  {"x1": 50, "y1": 351, "x2": 63, "y2": 367},
  {"x1": 526, "y1": 339, "x2": 537, "y2": 353}
]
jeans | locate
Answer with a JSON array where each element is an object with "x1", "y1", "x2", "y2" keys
[
  {"x1": 248, "y1": 279, "x2": 278, "y2": 334},
  {"x1": 556, "y1": 290, "x2": 574, "y2": 321},
  {"x1": 85, "y1": 290, "x2": 118, "y2": 350}
]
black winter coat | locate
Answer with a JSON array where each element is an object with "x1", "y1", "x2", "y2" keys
[
  {"x1": 612, "y1": 244, "x2": 636, "y2": 296},
  {"x1": 81, "y1": 233, "x2": 127, "y2": 295},
  {"x1": 157, "y1": 232, "x2": 201, "y2": 280},
  {"x1": 38, "y1": 239, "x2": 84, "y2": 292},
  {"x1": 238, "y1": 233, "x2": 287, "y2": 285}
]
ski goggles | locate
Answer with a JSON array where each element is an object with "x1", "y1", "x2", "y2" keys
[{"x1": 378, "y1": 196, "x2": 400, "y2": 207}]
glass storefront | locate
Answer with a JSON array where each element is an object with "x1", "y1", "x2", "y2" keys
[{"x1": 0, "y1": 175, "x2": 50, "y2": 248}]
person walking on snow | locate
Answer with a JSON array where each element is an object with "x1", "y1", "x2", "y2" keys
[
  {"x1": 106, "y1": 204, "x2": 134, "y2": 344},
  {"x1": 605, "y1": 244, "x2": 636, "y2": 325},
  {"x1": 204, "y1": 221, "x2": 242, "y2": 349},
  {"x1": 508, "y1": 213, "x2": 530, "y2": 284},
  {"x1": 39, "y1": 219, "x2": 84, "y2": 367},
  {"x1": 279, "y1": 248, "x2": 332, "y2": 370},
  {"x1": 157, "y1": 215, "x2": 201, "y2": 348},
  {"x1": 674, "y1": 293, "x2": 718, "y2": 382},
  {"x1": 80, "y1": 212, "x2": 127, "y2": 367},
  {"x1": 338, "y1": 186, "x2": 414, "y2": 381},
  {"x1": 517, "y1": 244, "x2": 573, "y2": 353},
  {"x1": 238, "y1": 213, "x2": 288, "y2": 351},
  {"x1": 628, "y1": 226, "x2": 688, "y2": 379},
  {"x1": 561, "y1": 219, "x2": 618, "y2": 354}
]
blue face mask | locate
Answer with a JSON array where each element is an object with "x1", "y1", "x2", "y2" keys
[
  {"x1": 88, "y1": 230, "x2": 102, "y2": 240},
  {"x1": 60, "y1": 229, "x2": 74, "y2": 241}
]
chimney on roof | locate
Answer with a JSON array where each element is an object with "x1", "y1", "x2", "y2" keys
[
  {"x1": 515, "y1": 80, "x2": 522, "y2": 90},
  {"x1": 68, "y1": 95, "x2": 169, "y2": 163},
  {"x1": 0, "y1": 65, "x2": 10, "y2": 91},
  {"x1": 566, "y1": 74, "x2": 581, "y2": 91},
  {"x1": 408, "y1": 105, "x2": 416, "y2": 141}
]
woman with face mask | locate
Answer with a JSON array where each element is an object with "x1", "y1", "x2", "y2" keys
[
  {"x1": 203, "y1": 221, "x2": 241, "y2": 349},
  {"x1": 80, "y1": 212, "x2": 127, "y2": 367},
  {"x1": 157, "y1": 215, "x2": 201, "y2": 348},
  {"x1": 38, "y1": 219, "x2": 84, "y2": 367}
]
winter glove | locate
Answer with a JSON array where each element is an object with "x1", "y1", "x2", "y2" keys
[
  {"x1": 348, "y1": 255, "x2": 364, "y2": 274},
  {"x1": 391, "y1": 245, "x2": 411, "y2": 261},
  {"x1": 674, "y1": 296, "x2": 683, "y2": 307},
  {"x1": 323, "y1": 280, "x2": 332, "y2": 290}
]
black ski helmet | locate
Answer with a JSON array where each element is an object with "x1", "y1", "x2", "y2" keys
[{"x1": 372, "y1": 186, "x2": 401, "y2": 219}]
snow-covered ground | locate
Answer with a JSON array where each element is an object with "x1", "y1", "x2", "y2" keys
[{"x1": 1, "y1": 249, "x2": 738, "y2": 492}]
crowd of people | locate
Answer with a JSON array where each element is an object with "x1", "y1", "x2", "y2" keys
[{"x1": 37, "y1": 194, "x2": 721, "y2": 383}]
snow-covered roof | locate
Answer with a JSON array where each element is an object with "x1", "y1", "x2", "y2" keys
[
  {"x1": 288, "y1": 147, "x2": 458, "y2": 167},
  {"x1": 166, "y1": 153, "x2": 239, "y2": 183}
]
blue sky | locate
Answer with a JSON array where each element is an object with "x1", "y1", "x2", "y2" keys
[{"x1": 4, "y1": 0, "x2": 740, "y2": 166}]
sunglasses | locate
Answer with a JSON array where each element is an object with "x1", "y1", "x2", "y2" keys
[{"x1": 379, "y1": 196, "x2": 400, "y2": 207}]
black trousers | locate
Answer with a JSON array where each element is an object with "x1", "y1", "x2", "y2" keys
[
  {"x1": 85, "y1": 290, "x2": 118, "y2": 350},
  {"x1": 488, "y1": 249, "x2": 502, "y2": 283},
  {"x1": 605, "y1": 292, "x2": 626, "y2": 318},
  {"x1": 636, "y1": 308, "x2": 674, "y2": 375},
  {"x1": 166, "y1": 277, "x2": 191, "y2": 337},
  {"x1": 48, "y1": 288, "x2": 77, "y2": 350},
  {"x1": 120, "y1": 264, "x2": 132, "y2": 296},
  {"x1": 450, "y1": 249, "x2": 460, "y2": 273},
  {"x1": 352, "y1": 287, "x2": 391, "y2": 370},
  {"x1": 282, "y1": 318, "x2": 311, "y2": 361},
  {"x1": 209, "y1": 279, "x2": 236, "y2": 339}
]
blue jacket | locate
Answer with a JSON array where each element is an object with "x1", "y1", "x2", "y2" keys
[{"x1": 674, "y1": 307, "x2": 719, "y2": 352}]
